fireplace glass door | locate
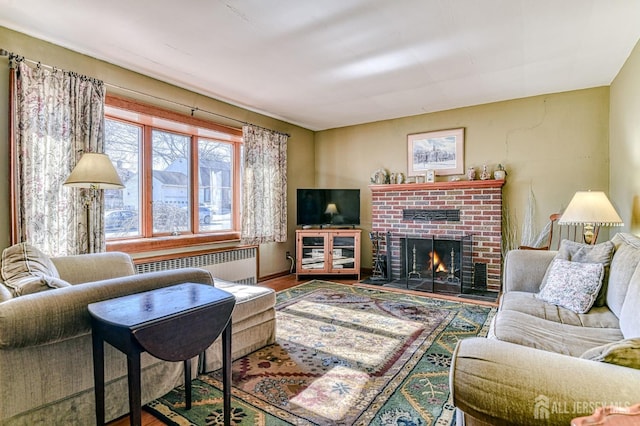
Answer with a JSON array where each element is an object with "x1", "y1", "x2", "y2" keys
[{"x1": 400, "y1": 235, "x2": 471, "y2": 294}]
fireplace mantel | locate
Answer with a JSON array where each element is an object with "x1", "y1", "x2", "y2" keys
[{"x1": 369, "y1": 179, "x2": 505, "y2": 192}]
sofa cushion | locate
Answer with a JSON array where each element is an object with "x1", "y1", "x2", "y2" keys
[
  {"x1": 504, "y1": 249, "x2": 557, "y2": 293},
  {"x1": 0, "y1": 243, "x2": 71, "y2": 297},
  {"x1": 491, "y1": 310, "x2": 624, "y2": 356},
  {"x1": 52, "y1": 252, "x2": 135, "y2": 284},
  {"x1": 500, "y1": 291, "x2": 619, "y2": 328},
  {"x1": 0, "y1": 283, "x2": 13, "y2": 302},
  {"x1": 542, "y1": 239, "x2": 615, "y2": 307},
  {"x1": 608, "y1": 233, "x2": 640, "y2": 318},
  {"x1": 580, "y1": 338, "x2": 640, "y2": 369},
  {"x1": 214, "y1": 279, "x2": 276, "y2": 324},
  {"x1": 537, "y1": 259, "x2": 604, "y2": 313}
]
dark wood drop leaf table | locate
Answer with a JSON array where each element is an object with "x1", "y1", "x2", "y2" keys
[{"x1": 88, "y1": 283, "x2": 236, "y2": 426}]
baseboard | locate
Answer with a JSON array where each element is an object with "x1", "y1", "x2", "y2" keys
[{"x1": 258, "y1": 270, "x2": 292, "y2": 282}]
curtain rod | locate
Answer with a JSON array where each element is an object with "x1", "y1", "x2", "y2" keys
[
  {"x1": 104, "y1": 81, "x2": 291, "y2": 137},
  {"x1": 1, "y1": 48, "x2": 291, "y2": 138}
]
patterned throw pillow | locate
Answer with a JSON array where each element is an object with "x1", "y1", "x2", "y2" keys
[
  {"x1": 0, "y1": 243, "x2": 71, "y2": 297},
  {"x1": 537, "y1": 258, "x2": 605, "y2": 313},
  {"x1": 580, "y1": 338, "x2": 640, "y2": 369},
  {"x1": 541, "y1": 239, "x2": 615, "y2": 307}
]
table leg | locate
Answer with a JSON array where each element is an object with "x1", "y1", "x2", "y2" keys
[
  {"x1": 92, "y1": 329, "x2": 105, "y2": 425},
  {"x1": 222, "y1": 321, "x2": 232, "y2": 426},
  {"x1": 127, "y1": 351, "x2": 142, "y2": 426},
  {"x1": 184, "y1": 358, "x2": 192, "y2": 409}
]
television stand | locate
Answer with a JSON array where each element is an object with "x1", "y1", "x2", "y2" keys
[{"x1": 296, "y1": 229, "x2": 361, "y2": 280}]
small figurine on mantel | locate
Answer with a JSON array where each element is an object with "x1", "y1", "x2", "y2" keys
[
  {"x1": 370, "y1": 168, "x2": 390, "y2": 184},
  {"x1": 494, "y1": 164, "x2": 507, "y2": 180},
  {"x1": 466, "y1": 167, "x2": 476, "y2": 181},
  {"x1": 480, "y1": 165, "x2": 491, "y2": 180}
]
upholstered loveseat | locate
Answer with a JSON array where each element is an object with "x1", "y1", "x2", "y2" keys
[
  {"x1": 450, "y1": 233, "x2": 640, "y2": 425},
  {"x1": 0, "y1": 249, "x2": 276, "y2": 425}
]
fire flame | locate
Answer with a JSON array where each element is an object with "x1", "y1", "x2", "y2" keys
[{"x1": 428, "y1": 251, "x2": 448, "y2": 273}]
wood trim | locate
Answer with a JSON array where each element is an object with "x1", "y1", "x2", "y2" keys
[
  {"x1": 369, "y1": 179, "x2": 505, "y2": 192},
  {"x1": 257, "y1": 270, "x2": 291, "y2": 283},
  {"x1": 106, "y1": 232, "x2": 241, "y2": 253},
  {"x1": 190, "y1": 134, "x2": 199, "y2": 232},
  {"x1": 105, "y1": 94, "x2": 242, "y2": 138},
  {"x1": 142, "y1": 125, "x2": 153, "y2": 236}
]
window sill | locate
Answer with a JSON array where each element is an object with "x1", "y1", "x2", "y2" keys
[{"x1": 106, "y1": 232, "x2": 242, "y2": 254}]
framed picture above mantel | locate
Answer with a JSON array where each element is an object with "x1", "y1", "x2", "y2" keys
[{"x1": 407, "y1": 128, "x2": 464, "y2": 176}]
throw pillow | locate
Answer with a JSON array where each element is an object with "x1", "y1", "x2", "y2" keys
[
  {"x1": 541, "y1": 239, "x2": 615, "y2": 307},
  {"x1": 580, "y1": 338, "x2": 640, "y2": 369},
  {"x1": 537, "y1": 258, "x2": 604, "y2": 313},
  {"x1": 0, "y1": 243, "x2": 71, "y2": 297}
]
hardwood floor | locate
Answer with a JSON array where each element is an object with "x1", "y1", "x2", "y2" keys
[{"x1": 107, "y1": 273, "x2": 495, "y2": 425}]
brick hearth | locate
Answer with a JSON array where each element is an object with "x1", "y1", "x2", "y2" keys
[{"x1": 370, "y1": 180, "x2": 505, "y2": 292}]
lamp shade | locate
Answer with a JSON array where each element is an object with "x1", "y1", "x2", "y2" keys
[
  {"x1": 64, "y1": 153, "x2": 124, "y2": 189},
  {"x1": 325, "y1": 203, "x2": 339, "y2": 215},
  {"x1": 558, "y1": 191, "x2": 623, "y2": 227}
]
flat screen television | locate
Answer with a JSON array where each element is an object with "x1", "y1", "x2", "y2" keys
[{"x1": 297, "y1": 189, "x2": 360, "y2": 226}]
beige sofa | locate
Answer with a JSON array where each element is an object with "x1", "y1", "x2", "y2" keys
[
  {"x1": 0, "y1": 251, "x2": 276, "y2": 425},
  {"x1": 450, "y1": 233, "x2": 640, "y2": 425}
]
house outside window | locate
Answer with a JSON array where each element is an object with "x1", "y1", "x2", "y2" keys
[{"x1": 103, "y1": 95, "x2": 243, "y2": 252}]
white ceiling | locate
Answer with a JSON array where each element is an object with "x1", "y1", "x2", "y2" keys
[{"x1": 2, "y1": 1, "x2": 640, "y2": 131}]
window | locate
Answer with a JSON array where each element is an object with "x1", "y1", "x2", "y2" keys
[{"x1": 104, "y1": 95, "x2": 243, "y2": 252}]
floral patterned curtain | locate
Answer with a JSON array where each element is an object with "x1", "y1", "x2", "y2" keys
[
  {"x1": 241, "y1": 125, "x2": 288, "y2": 244},
  {"x1": 11, "y1": 58, "x2": 106, "y2": 255}
]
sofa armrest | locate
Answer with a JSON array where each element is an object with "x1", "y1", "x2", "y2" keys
[
  {"x1": 0, "y1": 267, "x2": 213, "y2": 348},
  {"x1": 503, "y1": 249, "x2": 556, "y2": 293},
  {"x1": 451, "y1": 338, "x2": 640, "y2": 425},
  {"x1": 51, "y1": 252, "x2": 136, "y2": 284}
]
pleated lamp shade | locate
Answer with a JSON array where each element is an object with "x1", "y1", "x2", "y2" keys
[
  {"x1": 558, "y1": 191, "x2": 623, "y2": 227},
  {"x1": 64, "y1": 153, "x2": 124, "y2": 189}
]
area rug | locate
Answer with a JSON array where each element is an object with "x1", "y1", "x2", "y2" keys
[{"x1": 147, "y1": 280, "x2": 496, "y2": 425}]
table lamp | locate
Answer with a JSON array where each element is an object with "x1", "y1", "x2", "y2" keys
[
  {"x1": 558, "y1": 191, "x2": 623, "y2": 244},
  {"x1": 325, "y1": 203, "x2": 339, "y2": 224}
]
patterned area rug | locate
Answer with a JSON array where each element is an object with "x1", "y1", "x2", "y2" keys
[{"x1": 147, "y1": 280, "x2": 496, "y2": 425}]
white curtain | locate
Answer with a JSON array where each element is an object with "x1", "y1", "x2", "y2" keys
[
  {"x1": 11, "y1": 58, "x2": 106, "y2": 255},
  {"x1": 241, "y1": 125, "x2": 288, "y2": 244}
]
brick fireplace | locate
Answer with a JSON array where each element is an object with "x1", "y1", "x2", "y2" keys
[{"x1": 370, "y1": 179, "x2": 504, "y2": 293}]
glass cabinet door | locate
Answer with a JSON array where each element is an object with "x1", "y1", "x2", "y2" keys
[
  {"x1": 331, "y1": 236, "x2": 355, "y2": 270},
  {"x1": 300, "y1": 235, "x2": 326, "y2": 272}
]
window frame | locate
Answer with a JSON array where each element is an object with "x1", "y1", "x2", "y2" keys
[{"x1": 105, "y1": 95, "x2": 243, "y2": 254}]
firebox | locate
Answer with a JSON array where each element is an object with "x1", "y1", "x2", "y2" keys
[{"x1": 397, "y1": 235, "x2": 473, "y2": 294}]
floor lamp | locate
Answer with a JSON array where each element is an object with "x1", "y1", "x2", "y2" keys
[{"x1": 64, "y1": 153, "x2": 124, "y2": 253}]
